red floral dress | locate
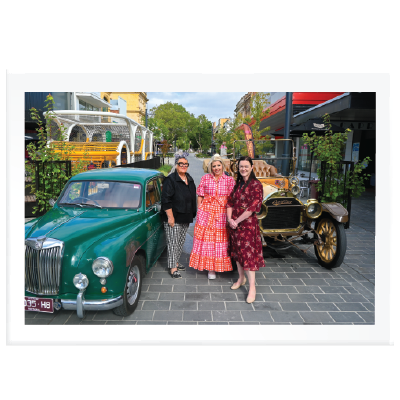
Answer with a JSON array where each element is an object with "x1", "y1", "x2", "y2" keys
[{"x1": 227, "y1": 178, "x2": 265, "y2": 271}]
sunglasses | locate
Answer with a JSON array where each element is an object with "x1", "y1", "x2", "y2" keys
[{"x1": 177, "y1": 163, "x2": 189, "y2": 167}]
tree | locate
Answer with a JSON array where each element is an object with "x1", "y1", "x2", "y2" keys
[
  {"x1": 147, "y1": 102, "x2": 193, "y2": 147},
  {"x1": 302, "y1": 113, "x2": 371, "y2": 203},
  {"x1": 214, "y1": 92, "x2": 272, "y2": 157}
]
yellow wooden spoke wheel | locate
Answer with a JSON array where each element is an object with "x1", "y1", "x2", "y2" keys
[{"x1": 314, "y1": 216, "x2": 347, "y2": 269}]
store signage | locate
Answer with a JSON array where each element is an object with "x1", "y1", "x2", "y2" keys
[{"x1": 352, "y1": 143, "x2": 360, "y2": 164}]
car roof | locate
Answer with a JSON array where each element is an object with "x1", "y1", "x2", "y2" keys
[{"x1": 70, "y1": 168, "x2": 162, "y2": 184}]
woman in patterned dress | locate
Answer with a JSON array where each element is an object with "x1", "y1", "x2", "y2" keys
[
  {"x1": 227, "y1": 156, "x2": 265, "y2": 303},
  {"x1": 189, "y1": 155, "x2": 235, "y2": 279}
]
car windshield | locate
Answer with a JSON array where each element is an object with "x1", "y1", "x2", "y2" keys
[
  {"x1": 58, "y1": 181, "x2": 142, "y2": 209},
  {"x1": 234, "y1": 139, "x2": 295, "y2": 176}
]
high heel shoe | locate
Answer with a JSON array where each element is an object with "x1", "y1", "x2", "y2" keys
[
  {"x1": 230, "y1": 277, "x2": 247, "y2": 290},
  {"x1": 246, "y1": 295, "x2": 256, "y2": 304}
]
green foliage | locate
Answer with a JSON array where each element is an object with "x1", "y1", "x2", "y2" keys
[
  {"x1": 147, "y1": 103, "x2": 212, "y2": 152},
  {"x1": 25, "y1": 94, "x2": 89, "y2": 215},
  {"x1": 214, "y1": 92, "x2": 273, "y2": 156},
  {"x1": 157, "y1": 164, "x2": 173, "y2": 176},
  {"x1": 302, "y1": 113, "x2": 371, "y2": 203}
]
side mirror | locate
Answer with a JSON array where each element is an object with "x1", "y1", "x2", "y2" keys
[
  {"x1": 49, "y1": 199, "x2": 56, "y2": 207},
  {"x1": 156, "y1": 203, "x2": 161, "y2": 212}
]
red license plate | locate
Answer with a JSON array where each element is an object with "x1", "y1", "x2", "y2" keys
[{"x1": 25, "y1": 297, "x2": 54, "y2": 313}]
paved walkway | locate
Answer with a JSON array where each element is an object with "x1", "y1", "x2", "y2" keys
[{"x1": 25, "y1": 153, "x2": 375, "y2": 325}]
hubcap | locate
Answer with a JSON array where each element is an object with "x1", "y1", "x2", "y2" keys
[
  {"x1": 126, "y1": 265, "x2": 140, "y2": 305},
  {"x1": 316, "y1": 219, "x2": 337, "y2": 262}
]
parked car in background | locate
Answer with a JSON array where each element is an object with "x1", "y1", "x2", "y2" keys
[{"x1": 25, "y1": 168, "x2": 166, "y2": 318}]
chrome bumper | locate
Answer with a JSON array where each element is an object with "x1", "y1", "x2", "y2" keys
[{"x1": 61, "y1": 293, "x2": 123, "y2": 318}]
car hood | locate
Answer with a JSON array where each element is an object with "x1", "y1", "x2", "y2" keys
[{"x1": 26, "y1": 206, "x2": 142, "y2": 268}]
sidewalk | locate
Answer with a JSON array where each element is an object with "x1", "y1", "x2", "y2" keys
[{"x1": 25, "y1": 153, "x2": 375, "y2": 325}]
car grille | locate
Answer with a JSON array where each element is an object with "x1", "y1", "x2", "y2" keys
[
  {"x1": 261, "y1": 197, "x2": 302, "y2": 230},
  {"x1": 25, "y1": 238, "x2": 64, "y2": 295}
]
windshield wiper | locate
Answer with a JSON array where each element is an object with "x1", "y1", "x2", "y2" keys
[
  {"x1": 59, "y1": 202, "x2": 83, "y2": 207},
  {"x1": 75, "y1": 203, "x2": 103, "y2": 209}
]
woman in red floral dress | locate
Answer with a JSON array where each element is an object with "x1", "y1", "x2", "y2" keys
[{"x1": 227, "y1": 156, "x2": 264, "y2": 304}]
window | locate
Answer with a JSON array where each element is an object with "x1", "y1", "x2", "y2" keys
[{"x1": 146, "y1": 179, "x2": 160, "y2": 208}]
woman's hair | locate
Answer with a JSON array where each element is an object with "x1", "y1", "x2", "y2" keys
[
  {"x1": 168, "y1": 152, "x2": 189, "y2": 175},
  {"x1": 207, "y1": 154, "x2": 226, "y2": 174},
  {"x1": 233, "y1": 156, "x2": 257, "y2": 193}
]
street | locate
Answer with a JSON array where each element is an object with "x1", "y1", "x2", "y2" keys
[{"x1": 25, "y1": 153, "x2": 375, "y2": 325}]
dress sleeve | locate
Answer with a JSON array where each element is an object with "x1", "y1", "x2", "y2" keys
[
  {"x1": 197, "y1": 175, "x2": 206, "y2": 197},
  {"x1": 246, "y1": 180, "x2": 263, "y2": 213},
  {"x1": 227, "y1": 185, "x2": 235, "y2": 208}
]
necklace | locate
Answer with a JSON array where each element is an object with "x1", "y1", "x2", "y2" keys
[{"x1": 179, "y1": 174, "x2": 187, "y2": 183}]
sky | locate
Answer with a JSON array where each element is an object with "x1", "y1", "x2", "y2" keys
[{"x1": 146, "y1": 92, "x2": 247, "y2": 123}]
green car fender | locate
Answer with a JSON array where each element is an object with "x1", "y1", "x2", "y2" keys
[{"x1": 75, "y1": 216, "x2": 150, "y2": 298}]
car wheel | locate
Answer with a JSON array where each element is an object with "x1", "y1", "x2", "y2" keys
[
  {"x1": 112, "y1": 254, "x2": 145, "y2": 317},
  {"x1": 314, "y1": 216, "x2": 347, "y2": 269}
]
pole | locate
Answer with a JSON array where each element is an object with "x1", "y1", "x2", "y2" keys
[
  {"x1": 211, "y1": 124, "x2": 215, "y2": 155},
  {"x1": 145, "y1": 107, "x2": 148, "y2": 128},
  {"x1": 282, "y1": 92, "x2": 293, "y2": 176}
]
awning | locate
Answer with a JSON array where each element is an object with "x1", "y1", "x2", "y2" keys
[
  {"x1": 76, "y1": 93, "x2": 110, "y2": 109},
  {"x1": 289, "y1": 118, "x2": 345, "y2": 136}
]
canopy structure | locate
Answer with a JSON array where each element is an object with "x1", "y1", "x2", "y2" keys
[{"x1": 289, "y1": 118, "x2": 345, "y2": 136}]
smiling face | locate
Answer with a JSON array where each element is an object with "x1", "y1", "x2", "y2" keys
[
  {"x1": 238, "y1": 160, "x2": 253, "y2": 180},
  {"x1": 211, "y1": 161, "x2": 223, "y2": 177},
  {"x1": 176, "y1": 158, "x2": 189, "y2": 175}
]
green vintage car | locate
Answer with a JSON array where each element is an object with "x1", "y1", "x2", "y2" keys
[{"x1": 25, "y1": 168, "x2": 166, "y2": 318}]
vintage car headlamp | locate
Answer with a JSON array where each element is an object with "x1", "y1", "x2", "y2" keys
[
  {"x1": 256, "y1": 203, "x2": 268, "y2": 220},
  {"x1": 73, "y1": 273, "x2": 89, "y2": 290},
  {"x1": 92, "y1": 257, "x2": 114, "y2": 278},
  {"x1": 291, "y1": 185, "x2": 300, "y2": 196},
  {"x1": 305, "y1": 200, "x2": 322, "y2": 219}
]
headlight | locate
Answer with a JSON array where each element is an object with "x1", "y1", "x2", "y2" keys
[
  {"x1": 291, "y1": 185, "x2": 300, "y2": 196},
  {"x1": 73, "y1": 273, "x2": 89, "y2": 290},
  {"x1": 92, "y1": 257, "x2": 114, "y2": 278},
  {"x1": 305, "y1": 200, "x2": 322, "y2": 219}
]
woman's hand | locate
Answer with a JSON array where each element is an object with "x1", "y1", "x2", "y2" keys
[
  {"x1": 168, "y1": 216, "x2": 175, "y2": 228},
  {"x1": 229, "y1": 219, "x2": 238, "y2": 229}
]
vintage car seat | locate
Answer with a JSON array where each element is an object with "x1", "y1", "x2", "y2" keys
[
  {"x1": 97, "y1": 186, "x2": 118, "y2": 207},
  {"x1": 252, "y1": 160, "x2": 279, "y2": 177}
]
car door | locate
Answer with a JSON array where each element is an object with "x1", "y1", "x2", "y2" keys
[{"x1": 143, "y1": 178, "x2": 163, "y2": 267}]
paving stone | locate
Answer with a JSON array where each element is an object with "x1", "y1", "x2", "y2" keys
[
  {"x1": 270, "y1": 285, "x2": 299, "y2": 293},
  {"x1": 307, "y1": 273, "x2": 335, "y2": 279},
  {"x1": 48, "y1": 311, "x2": 74, "y2": 325},
  {"x1": 299, "y1": 312, "x2": 335, "y2": 323},
  {"x1": 252, "y1": 302, "x2": 282, "y2": 311},
  {"x1": 212, "y1": 310, "x2": 242, "y2": 322},
  {"x1": 80, "y1": 320, "x2": 106, "y2": 325},
  {"x1": 328, "y1": 312, "x2": 365, "y2": 323},
  {"x1": 170, "y1": 301, "x2": 197, "y2": 311},
  {"x1": 25, "y1": 318, "x2": 50, "y2": 325},
  {"x1": 211, "y1": 293, "x2": 240, "y2": 302},
  {"x1": 198, "y1": 322, "x2": 229, "y2": 325},
  {"x1": 295, "y1": 286, "x2": 323, "y2": 294},
  {"x1": 119, "y1": 310, "x2": 154, "y2": 321},
  {"x1": 357, "y1": 312, "x2": 375, "y2": 323},
  {"x1": 185, "y1": 278, "x2": 206, "y2": 286},
  {"x1": 153, "y1": 311, "x2": 183, "y2": 321},
  {"x1": 334, "y1": 303, "x2": 369, "y2": 311},
  {"x1": 262, "y1": 272, "x2": 288, "y2": 279},
  {"x1": 208, "y1": 279, "x2": 234, "y2": 286},
  {"x1": 324, "y1": 278, "x2": 352, "y2": 286},
  {"x1": 270, "y1": 311, "x2": 303, "y2": 323},
  {"x1": 168, "y1": 321, "x2": 197, "y2": 325},
  {"x1": 141, "y1": 301, "x2": 170, "y2": 311},
  {"x1": 143, "y1": 278, "x2": 163, "y2": 285},
  {"x1": 241, "y1": 311, "x2": 274, "y2": 322},
  {"x1": 235, "y1": 293, "x2": 264, "y2": 302},
  {"x1": 183, "y1": 310, "x2": 212, "y2": 321},
  {"x1": 25, "y1": 311, "x2": 40, "y2": 319},
  {"x1": 148, "y1": 285, "x2": 173, "y2": 292},
  {"x1": 198, "y1": 302, "x2": 226, "y2": 311},
  {"x1": 252, "y1": 286, "x2": 273, "y2": 293},
  {"x1": 225, "y1": 302, "x2": 254, "y2": 310},
  {"x1": 262, "y1": 293, "x2": 292, "y2": 302},
  {"x1": 301, "y1": 278, "x2": 328, "y2": 286},
  {"x1": 197, "y1": 285, "x2": 223, "y2": 292},
  {"x1": 362, "y1": 302, "x2": 375, "y2": 311},
  {"x1": 307, "y1": 303, "x2": 340, "y2": 312},
  {"x1": 137, "y1": 321, "x2": 167, "y2": 325},
  {"x1": 339, "y1": 293, "x2": 370, "y2": 302},
  {"x1": 159, "y1": 293, "x2": 185, "y2": 301},
  {"x1": 320, "y1": 286, "x2": 351, "y2": 294},
  {"x1": 281, "y1": 302, "x2": 311, "y2": 311},
  {"x1": 314, "y1": 294, "x2": 345, "y2": 303},
  {"x1": 343, "y1": 286, "x2": 359, "y2": 294},
  {"x1": 93, "y1": 310, "x2": 123, "y2": 321},
  {"x1": 106, "y1": 321, "x2": 137, "y2": 325},
  {"x1": 185, "y1": 293, "x2": 211, "y2": 301},
  {"x1": 172, "y1": 285, "x2": 197, "y2": 293},
  {"x1": 230, "y1": 322, "x2": 260, "y2": 325},
  {"x1": 140, "y1": 292, "x2": 160, "y2": 301},
  {"x1": 285, "y1": 273, "x2": 310, "y2": 279},
  {"x1": 271, "y1": 267, "x2": 295, "y2": 272},
  {"x1": 288, "y1": 293, "x2": 318, "y2": 302},
  {"x1": 278, "y1": 279, "x2": 305, "y2": 286}
]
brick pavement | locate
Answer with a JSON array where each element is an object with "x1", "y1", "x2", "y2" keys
[{"x1": 25, "y1": 153, "x2": 375, "y2": 325}]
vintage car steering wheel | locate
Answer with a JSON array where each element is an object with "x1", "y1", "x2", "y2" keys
[{"x1": 70, "y1": 196, "x2": 101, "y2": 206}]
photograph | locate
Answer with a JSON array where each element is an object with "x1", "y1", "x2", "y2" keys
[{"x1": 23, "y1": 91, "x2": 376, "y2": 326}]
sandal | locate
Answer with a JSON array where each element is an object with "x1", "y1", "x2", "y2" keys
[
  {"x1": 170, "y1": 270, "x2": 182, "y2": 279},
  {"x1": 177, "y1": 263, "x2": 186, "y2": 271}
]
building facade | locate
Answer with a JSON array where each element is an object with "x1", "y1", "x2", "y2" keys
[{"x1": 101, "y1": 92, "x2": 148, "y2": 124}]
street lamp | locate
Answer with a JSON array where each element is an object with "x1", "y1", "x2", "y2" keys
[{"x1": 210, "y1": 124, "x2": 216, "y2": 156}]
